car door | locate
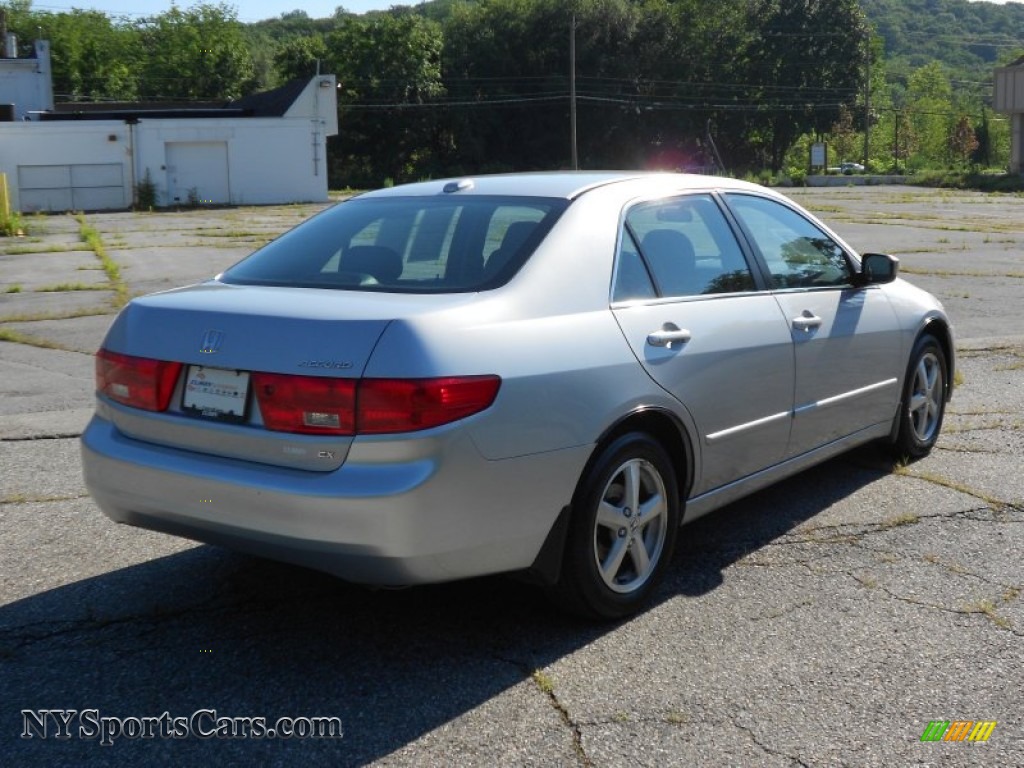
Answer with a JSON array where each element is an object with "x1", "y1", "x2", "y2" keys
[
  {"x1": 723, "y1": 193, "x2": 904, "y2": 457},
  {"x1": 610, "y1": 193, "x2": 796, "y2": 496}
]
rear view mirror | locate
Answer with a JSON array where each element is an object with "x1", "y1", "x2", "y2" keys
[{"x1": 859, "y1": 252, "x2": 899, "y2": 285}]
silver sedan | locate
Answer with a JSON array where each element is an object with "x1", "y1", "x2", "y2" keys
[{"x1": 81, "y1": 173, "x2": 953, "y2": 618}]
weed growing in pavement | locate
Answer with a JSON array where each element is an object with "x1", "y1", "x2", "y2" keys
[
  {"x1": 532, "y1": 670, "x2": 555, "y2": 695},
  {"x1": 0, "y1": 306, "x2": 114, "y2": 324},
  {"x1": 962, "y1": 599, "x2": 1012, "y2": 630},
  {"x1": 0, "y1": 327, "x2": 68, "y2": 350},
  {"x1": 879, "y1": 512, "x2": 920, "y2": 529},
  {"x1": 74, "y1": 213, "x2": 128, "y2": 308},
  {"x1": 36, "y1": 282, "x2": 108, "y2": 292},
  {"x1": 0, "y1": 209, "x2": 25, "y2": 237}
]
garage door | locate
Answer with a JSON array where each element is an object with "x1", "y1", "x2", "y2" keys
[
  {"x1": 166, "y1": 142, "x2": 230, "y2": 205},
  {"x1": 18, "y1": 163, "x2": 127, "y2": 212}
]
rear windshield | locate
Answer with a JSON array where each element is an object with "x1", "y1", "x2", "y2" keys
[{"x1": 221, "y1": 195, "x2": 569, "y2": 293}]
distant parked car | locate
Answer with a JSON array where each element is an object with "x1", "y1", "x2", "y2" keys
[
  {"x1": 841, "y1": 162, "x2": 866, "y2": 174},
  {"x1": 82, "y1": 172, "x2": 954, "y2": 618}
]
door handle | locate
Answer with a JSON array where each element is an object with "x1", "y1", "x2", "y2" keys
[
  {"x1": 647, "y1": 327, "x2": 692, "y2": 348},
  {"x1": 791, "y1": 312, "x2": 822, "y2": 332}
]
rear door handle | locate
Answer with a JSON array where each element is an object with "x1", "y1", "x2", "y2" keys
[
  {"x1": 647, "y1": 327, "x2": 692, "y2": 348},
  {"x1": 791, "y1": 312, "x2": 822, "y2": 332}
]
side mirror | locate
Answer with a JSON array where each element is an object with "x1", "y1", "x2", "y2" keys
[{"x1": 857, "y1": 252, "x2": 899, "y2": 285}]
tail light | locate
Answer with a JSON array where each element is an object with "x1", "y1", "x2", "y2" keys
[
  {"x1": 252, "y1": 373, "x2": 357, "y2": 435},
  {"x1": 96, "y1": 349, "x2": 182, "y2": 412},
  {"x1": 98, "y1": 349, "x2": 501, "y2": 435},
  {"x1": 358, "y1": 377, "x2": 502, "y2": 434},
  {"x1": 253, "y1": 373, "x2": 500, "y2": 435}
]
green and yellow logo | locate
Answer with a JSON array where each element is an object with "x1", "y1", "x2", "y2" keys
[{"x1": 921, "y1": 720, "x2": 997, "y2": 742}]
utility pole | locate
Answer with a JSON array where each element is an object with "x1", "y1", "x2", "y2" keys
[
  {"x1": 570, "y1": 14, "x2": 578, "y2": 170},
  {"x1": 863, "y1": 34, "x2": 871, "y2": 168}
]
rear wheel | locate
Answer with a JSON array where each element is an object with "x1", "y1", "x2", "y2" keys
[
  {"x1": 893, "y1": 334, "x2": 948, "y2": 458},
  {"x1": 550, "y1": 432, "x2": 680, "y2": 619}
]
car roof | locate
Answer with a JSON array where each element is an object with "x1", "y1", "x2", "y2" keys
[{"x1": 356, "y1": 171, "x2": 770, "y2": 201}]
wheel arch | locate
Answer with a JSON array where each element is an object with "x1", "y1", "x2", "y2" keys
[
  {"x1": 590, "y1": 408, "x2": 695, "y2": 504},
  {"x1": 524, "y1": 407, "x2": 694, "y2": 587},
  {"x1": 887, "y1": 317, "x2": 955, "y2": 445},
  {"x1": 919, "y1": 317, "x2": 955, "y2": 402}
]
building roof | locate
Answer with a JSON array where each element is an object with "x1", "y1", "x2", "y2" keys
[{"x1": 41, "y1": 78, "x2": 309, "y2": 122}]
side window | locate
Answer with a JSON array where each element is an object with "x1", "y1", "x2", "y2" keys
[
  {"x1": 619, "y1": 194, "x2": 755, "y2": 299},
  {"x1": 613, "y1": 229, "x2": 657, "y2": 302},
  {"x1": 726, "y1": 194, "x2": 853, "y2": 289}
]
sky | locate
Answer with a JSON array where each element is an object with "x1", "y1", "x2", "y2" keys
[{"x1": 21, "y1": 0, "x2": 1024, "y2": 25}]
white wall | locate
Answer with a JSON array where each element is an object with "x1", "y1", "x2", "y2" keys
[
  {"x1": 0, "y1": 40, "x2": 54, "y2": 120},
  {"x1": 0, "y1": 75, "x2": 338, "y2": 211},
  {"x1": 0, "y1": 121, "x2": 130, "y2": 210},
  {"x1": 134, "y1": 117, "x2": 330, "y2": 207},
  {"x1": 285, "y1": 75, "x2": 339, "y2": 135},
  {"x1": 994, "y1": 65, "x2": 1024, "y2": 174}
]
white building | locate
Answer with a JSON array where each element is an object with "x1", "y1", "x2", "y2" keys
[
  {"x1": 0, "y1": 41, "x2": 338, "y2": 212},
  {"x1": 994, "y1": 57, "x2": 1024, "y2": 175},
  {"x1": 0, "y1": 38, "x2": 54, "y2": 120}
]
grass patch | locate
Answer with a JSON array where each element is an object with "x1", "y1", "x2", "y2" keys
[
  {"x1": 4, "y1": 284, "x2": 21, "y2": 293},
  {"x1": 36, "y1": 282, "x2": 109, "y2": 292},
  {"x1": 854, "y1": 573, "x2": 879, "y2": 589},
  {"x1": 0, "y1": 209, "x2": 26, "y2": 237},
  {"x1": 907, "y1": 170, "x2": 1024, "y2": 193},
  {"x1": 195, "y1": 229, "x2": 267, "y2": 238},
  {"x1": 900, "y1": 266, "x2": 1024, "y2": 280},
  {"x1": 921, "y1": 553, "x2": 970, "y2": 575},
  {"x1": 2, "y1": 244, "x2": 87, "y2": 256},
  {"x1": 0, "y1": 306, "x2": 114, "y2": 324},
  {"x1": 962, "y1": 599, "x2": 1013, "y2": 630},
  {"x1": 0, "y1": 492, "x2": 90, "y2": 504},
  {"x1": 894, "y1": 466, "x2": 1006, "y2": 507},
  {"x1": 0, "y1": 327, "x2": 68, "y2": 350},
  {"x1": 532, "y1": 669, "x2": 555, "y2": 695},
  {"x1": 74, "y1": 213, "x2": 129, "y2": 308},
  {"x1": 879, "y1": 512, "x2": 919, "y2": 529}
]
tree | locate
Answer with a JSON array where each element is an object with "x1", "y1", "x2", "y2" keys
[
  {"x1": 905, "y1": 62, "x2": 953, "y2": 168},
  {"x1": 274, "y1": 33, "x2": 328, "y2": 82},
  {"x1": 137, "y1": 3, "x2": 255, "y2": 101},
  {"x1": 948, "y1": 114, "x2": 978, "y2": 168},
  {"x1": 829, "y1": 105, "x2": 858, "y2": 164},
  {"x1": 325, "y1": 11, "x2": 445, "y2": 186},
  {"x1": 5, "y1": 5, "x2": 142, "y2": 101},
  {"x1": 740, "y1": 0, "x2": 869, "y2": 172}
]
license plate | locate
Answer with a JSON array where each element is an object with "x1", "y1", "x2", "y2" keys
[{"x1": 182, "y1": 365, "x2": 250, "y2": 422}]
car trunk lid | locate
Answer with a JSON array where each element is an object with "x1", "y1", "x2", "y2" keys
[{"x1": 96, "y1": 281, "x2": 477, "y2": 471}]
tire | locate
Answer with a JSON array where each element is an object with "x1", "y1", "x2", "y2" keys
[
  {"x1": 893, "y1": 334, "x2": 948, "y2": 459},
  {"x1": 550, "y1": 432, "x2": 680, "y2": 620}
]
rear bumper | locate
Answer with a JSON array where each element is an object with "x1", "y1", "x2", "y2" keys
[{"x1": 81, "y1": 414, "x2": 589, "y2": 585}]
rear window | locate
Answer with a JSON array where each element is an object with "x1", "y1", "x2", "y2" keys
[{"x1": 221, "y1": 195, "x2": 568, "y2": 293}]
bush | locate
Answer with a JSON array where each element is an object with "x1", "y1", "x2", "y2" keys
[
  {"x1": 135, "y1": 169, "x2": 157, "y2": 210},
  {"x1": 0, "y1": 209, "x2": 25, "y2": 237}
]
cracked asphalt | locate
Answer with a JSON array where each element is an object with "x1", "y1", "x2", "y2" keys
[{"x1": 1, "y1": 187, "x2": 1022, "y2": 766}]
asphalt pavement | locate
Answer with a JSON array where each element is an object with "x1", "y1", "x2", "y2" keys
[{"x1": 1, "y1": 187, "x2": 1021, "y2": 766}]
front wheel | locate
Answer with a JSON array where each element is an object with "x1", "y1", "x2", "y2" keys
[
  {"x1": 550, "y1": 432, "x2": 680, "y2": 619},
  {"x1": 893, "y1": 334, "x2": 948, "y2": 459}
]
